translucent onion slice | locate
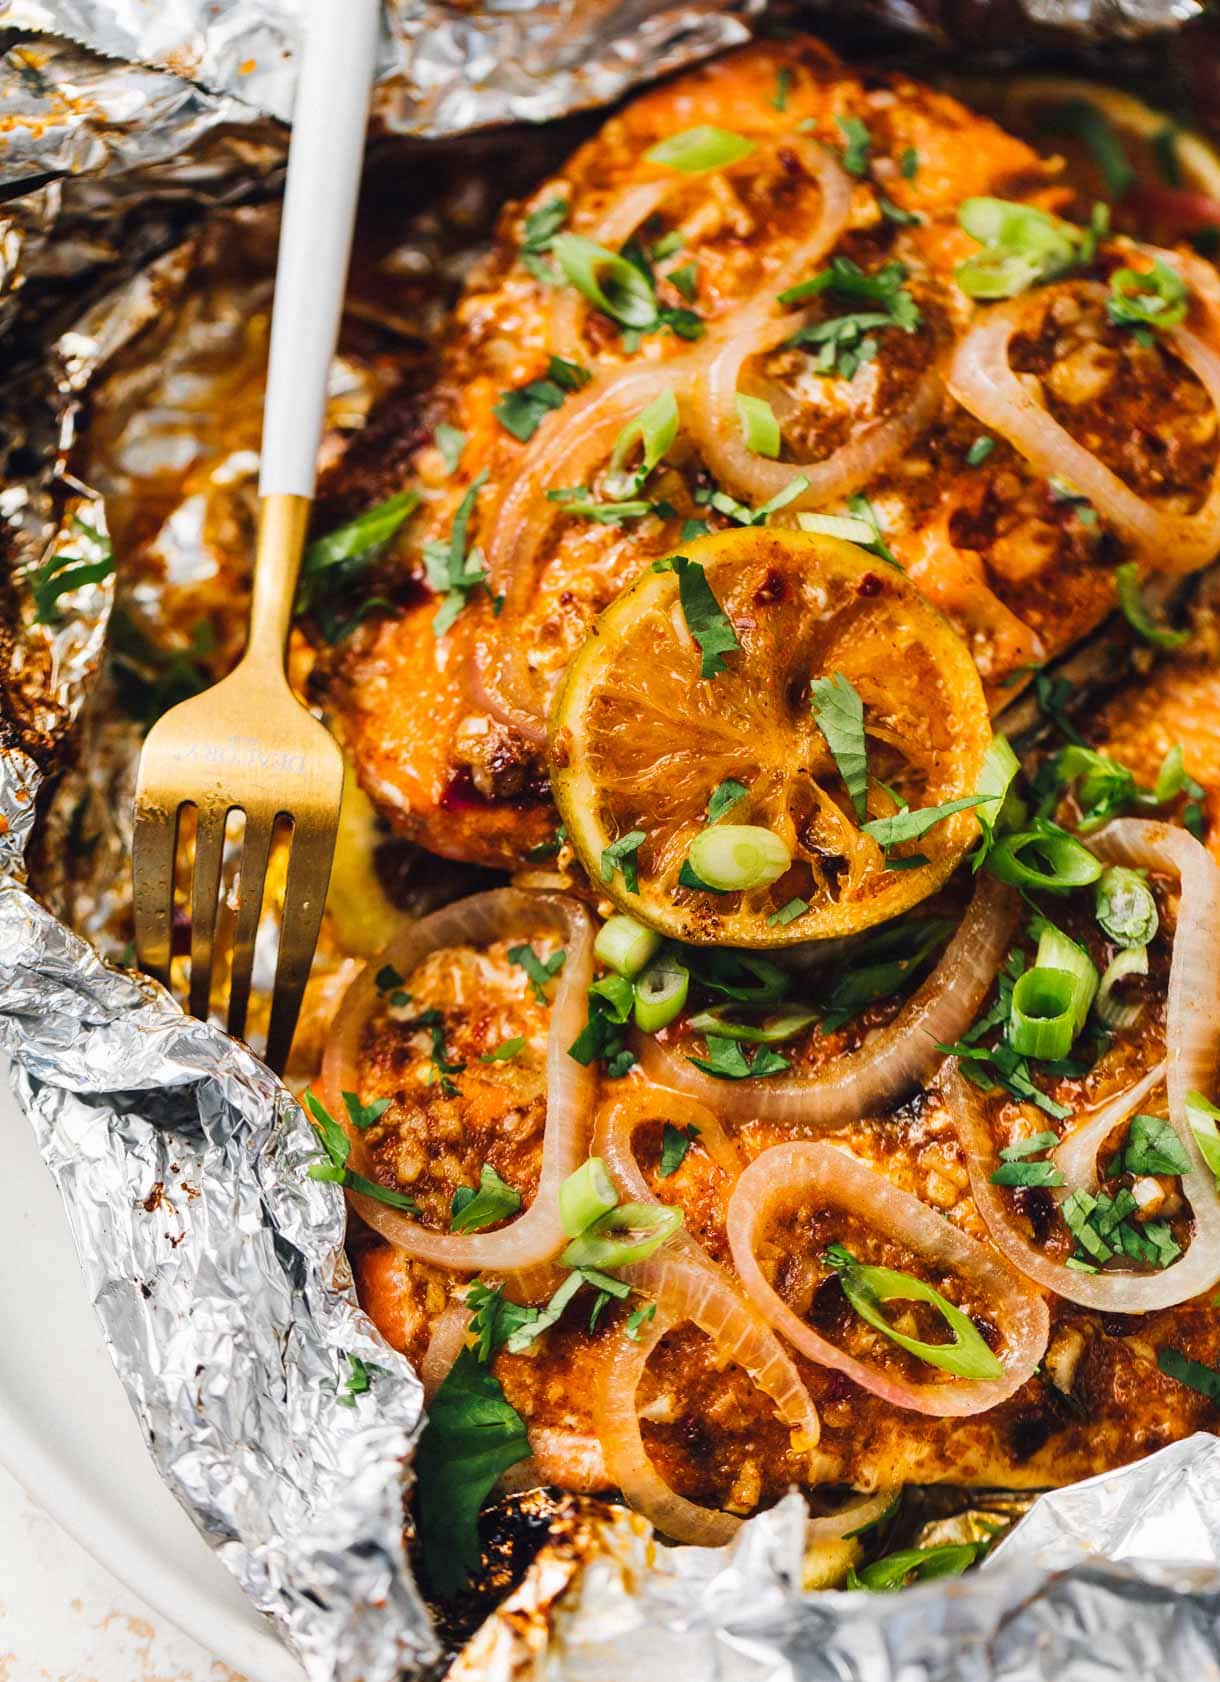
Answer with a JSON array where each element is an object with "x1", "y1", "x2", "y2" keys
[
  {"x1": 548, "y1": 181, "x2": 676, "y2": 360},
  {"x1": 948, "y1": 817, "x2": 1220, "y2": 1312},
  {"x1": 1052, "y1": 1059, "x2": 1167, "y2": 1191},
  {"x1": 634, "y1": 874, "x2": 1017, "y2": 1128},
  {"x1": 694, "y1": 316, "x2": 943, "y2": 514},
  {"x1": 726, "y1": 1141, "x2": 1049, "y2": 1416},
  {"x1": 472, "y1": 359, "x2": 701, "y2": 743},
  {"x1": 321, "y1": 889, "x2": 595, "y2": 1272},
  {"x1": 420, "y1": 1297, "x2": 470, "y2": 1400},
  {"x1": 588, "y1": 1087, "x2": 825, "y2": 1544},
  {"x1": 947, "y1": 279, "x2": 1220, "y2": 573}
]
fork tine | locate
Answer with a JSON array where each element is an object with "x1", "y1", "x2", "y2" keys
[
  {"x1": 188, "y1": 803, "x2": 231, "y2": 1023},
  {"x1": 264, "y1": 818, "x2": 337, "y2": 1073},
  {"x1": 132, "y1": 800, "x2": 181, "y2": 987},
  {"x1": 226, "y1": 816, "x2": 275, "y2": 1045}
]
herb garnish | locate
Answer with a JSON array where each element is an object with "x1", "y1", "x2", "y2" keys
[
  {"x1": 862, "y1": 794, "x2": 987, "y2": 850},
  {"x1": 337, "y1": 1354, "x2": 373, "y2": 1407},
  {"x1": 989, "y1": 1132, "x2": 1064, "y2": 1188},
  {"x1": 836, "y1": 115, "x2": 871, "y2": 176},
  {"x1": 303, "y1": 1092, "x2": 420, "y2": 1211},
  {"x1": 422, "y1": 472, "x2": 491, "y2": 635},
  {"x1": 600, "y1": 829, "x2": 646, "y2": 894},
  {"x1": 810, "y1": 671, "x2": 869, "y2": 820},
  {"x1": 819, "y1": 916, "x2": 953, "y2": 1033},
  {"x1": 480, "y1": 1036, "x2": 526, "y2": 1063},
  {"x1": 768, "y1": 896, "x2": 810, "y2": 927},
  {"x1": 688, "y1": 1035, "x2": 790, "y2": 1080},
  {"x1": 341, "y1": 1090, "x2": 390, "y2": 1131},
  {"x1": 31, "y1": 516, "x2": 114, "y2": 625},
  {"x1": 296, "y1": 492, "x2": 419, "y2": 642},
  {"x1": 1157, "y1": 1345, "x2": 1220, "y2": 1403},
  {"x1": 658, "y1": 1122, "x2": 700, "y2": 1177},
  {"x1": 451, "y1": 1163, "x2": 523, "y2": 1233},
  {"x1": 508, "y1": 942, "x2": 566, "y2": 1004},
  {"x1": 434, "y1": 423, "x2": 467, "y2": 474},
  {"x1": 651, "y1": 554, "x2": 740, "y2": 678},
  {"x1": 966, "y1": 436, "x2": 996, "y2": 468},
  {"x1": 779, "y1": 257, "x2": 922, "y2": 381},
  {"x1": 415, "y1": 1349, "x2": 531, "y2": 1595},
  {"x1": 519, "y1": 196, "x2": 570, "y2": 283},
  {"x1": 494, "y1": 356, "x2": 591, "y2": 442},
  {"x1": 707, "y1": 779, "x2": 748, "y2": 823},
  {"x1": 1118, "y1": 1114, "x2": 1191, "y2": 1178},
  {"x1": 568, "y1": 981, "x2": 636, "y2": 1077}
]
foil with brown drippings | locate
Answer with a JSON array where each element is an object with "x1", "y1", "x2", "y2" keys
[{"x1": 2, "y1": 5, "x2": 1220, "y2": 1681}]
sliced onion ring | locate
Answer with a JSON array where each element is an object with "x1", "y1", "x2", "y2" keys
[
  {"x1": 1052, "y1": 1059, "x2": 1167, "y2": 1192},
  {"x1": 726, "y1": 1141, "x2": 1049, "y2": 1416},
  {"x1": 948, "y1": 818, "x2": 1220, "y2": 1312},
  {"x1": 947, "y1": 280, "x2": 1220, "y2": 573},
  {"x1": 548, "y1": 181, "x2": 677, "y2": 361},
  {"x1": 322, "y1": 888, "x2": 595, "y2": 1272},
  {"x1": 589, "y1": 1085, "x2": 826, "y2": 1544},
  {"x1": 635, "y1": 874, "x2": 1017, "y2": 1128}
]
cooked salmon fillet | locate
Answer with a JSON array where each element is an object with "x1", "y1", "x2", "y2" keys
[{"x1": 324, "y1": 37, "x2": 1219, "y2": 869}]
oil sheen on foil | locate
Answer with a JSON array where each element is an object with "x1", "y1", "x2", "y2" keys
[{"x1": 0, "y1": 3, "x2": 1218, "y2": 1680}]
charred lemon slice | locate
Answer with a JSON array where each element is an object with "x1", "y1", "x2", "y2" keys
[{"x1": 549, "y1": 527, "x2": 990, "y2": 947}]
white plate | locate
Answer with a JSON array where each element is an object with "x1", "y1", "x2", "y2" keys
[{"x1": 0, "y1": 1059, "x2": 304, "y2": 1682}]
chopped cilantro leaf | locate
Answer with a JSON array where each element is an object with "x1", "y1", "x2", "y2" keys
[
  {"x1": 1157, "y1": 1345, "x2": 1220, "y2": 1403},
  {"x1": 769, "y1": 896, "x2": 810, "y2": 927},
  {"x1": 481, "y1": 1036, "x2": 526, "y2": 1063},
  {"x1": 966, "y1": 436, "x2": 996, "y2": 467},
  {"x1": 494, "y1": 357, "x2": 591, "y2": 442},
  {"x1": 341, "y1": 1091, "x2": 390, "y2": 1131},
  {"x1": 303, "y1": 1092, "x2": 420, "y2": 1211},
  {"x1": 337, "y1": 1353, "x2": 373, "y2": 1408},
  {"x1": 862, "y1": 794, "x2": 988, "y2": 850},
  {"x1": 600, "y1": 829, "x2": 646, "y2": 894},
  {"x1": 508, "y1": 942, "x2": 566, "y2": 1004},
  {"x1": 810, "y1": 672, "x2": 869, "y2": 821},
  {"x1": 688, "y1": 1034, "x2": 790, "y2": 1080},
  {"x1": 837, "y1": 115, "x2": 872, "y2": 177},
  {"x1": 659, "y1": 1122, "x2": 699, "y2": 1177},
  {"x1": 771, "y1": 67, "x2": 792, "y2": 111},
  {"x1": 422, "y1": 471, "x2": 490, "y2": 635},
  {"x1": 707, "y1": 778, "x2": 748, "y2": 823},
  {"x1": 415, "y1": 1349, "x2": 531, "y2": 1596},
  {"x1": 651, "y1": 553, "x2": 740, "y2": 678},
  {"x1": 625, "y1": 1301, "x2": 658, "y2": 1341},
  {"x1": 1121, "y1": 1113, "x2": 1191, "y2": 1177},
  {"x1": 900, "y1": 146, "x2": 919, "y2": 179},
  {"x1": 451, "y1": 1162, "x2": 523, "y2": 1233}
]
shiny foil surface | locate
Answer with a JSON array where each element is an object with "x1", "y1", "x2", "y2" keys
[{"x1": 0, "y1": 4, "x2": 1219, "y2": 1680}]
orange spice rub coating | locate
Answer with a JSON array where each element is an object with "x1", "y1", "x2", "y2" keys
[{"x1": 321, "y1": 37, "x2": 1220, "y2": 868}]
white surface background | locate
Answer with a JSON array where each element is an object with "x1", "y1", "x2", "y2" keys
[{"x1": 0, "y1": 1460, "x2": 248, "y2": 1682}]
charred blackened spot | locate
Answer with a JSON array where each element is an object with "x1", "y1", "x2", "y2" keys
[
  {"x1": 754, "y1": 568, "x2": 787, "y2": 606},
  {"x1": 858, "y1": 573, "x2": 882, "y2": 598},
  {"x1": 1015, "y1": 1186, "x2": 1056, "y2": 1245},
  {"x1": 1008, "y1": 1407, "x2": 1056, "y2": 1463},
  {"x1": 777, "y1": 147, "x2": 801, "y2": 179}
]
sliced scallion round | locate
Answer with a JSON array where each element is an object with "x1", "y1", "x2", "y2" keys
[
  {"x1": 559, "y1": 1156, "x2": 619, "y2": 1237},
  {"x1": 735, "y1": 392, "x2": 781, "y2": 459},
  {"x1": 827, "y1": 1243, "x2": 1003, "y2": 1381},
  {"x1": 551, "y1": 233, "x2": 658, "y2": 329},
  {"x1": 1032, "y1": 917, "x2": 1098, "y2": 1035},
  {"x1": 954, "y1": 197, "x2": 1081, "y2": 301},
  {"x1": 1095, "y1": 865, "x2": 1159, "y2": 948},
  {"x1": 987, "y1": 827, "x2": 1102, "y2": 894},
  {"x1": 560, "y1": 1201, "x2": 683, "y2": 1269},
  {"x1": 1008, "y1": 966, "x2": 1078, "y2": 1060},
  {"x1": 795, "y1": 512, "x2": 877, "y2": 545},
  {"x1": 1096, "y1": 945, "x2": 1148, "y2": 1030},
  {"x1": 594, "y1": 913, "x2": 662, "y2": 978},
  {"x1": 686, "y1": 823, "x2": 792, "y2": 892},
  {"x1": 1185, "y1": 1090, "x2": 1220, "y2": 1183},
  {"x1": 633, "y1": 954, "x2": 690, "y2": 1033},
  {"x1": 687, "y1": 1003, "x2": 818, "y2": 1043},
  {"x1": 644, "y1": 125, "x2": 756, "y2": 174},
  {"x1": 607, "y1": 389, "x2": 679, "y2": 493}
]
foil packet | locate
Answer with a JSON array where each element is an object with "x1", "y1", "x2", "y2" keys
[{"x1": 2, "y1": 5, "x2": 1220, "y2": 1682}]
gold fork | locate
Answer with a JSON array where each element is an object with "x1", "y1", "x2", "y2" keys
[{"x1": 132, "y1": 0, "x2": 382, "y2": 1072}]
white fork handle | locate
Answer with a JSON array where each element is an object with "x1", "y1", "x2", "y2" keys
[{"x1": 258, "y1": 0, "x2": 382, "y2": 498}]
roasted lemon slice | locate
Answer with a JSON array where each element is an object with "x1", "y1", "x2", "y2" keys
[{"x1": 549, "y1": 527, "x2": 990, "y2": 946}]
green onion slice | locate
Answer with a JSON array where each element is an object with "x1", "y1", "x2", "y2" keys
[
  {"x1": 1096, "y1": 945, "x2": 1147, "y2": 1030},
  {"x1": 796, "y1": 511, "x2": 877, "y2": 545},
  {"x1": 735, "y1": 392, "x2": 781, "y2": 458},
  {"x1": 1115, "y1": 561, "x2": 1190, "y2": 649},
  {"x1": 1095, "y1": 865, "x2": 1159, "y2": 948},
  {"x1": 1185, "y1": 1090, "x2": 1220, "y2": 1183},
  {"x1": 1032, "y1": 917, "x2": 1098, "y2": 1034},
  {"x1": 686, "y1": 823, "x2": 791, "y2": 892},
  {"x1": 1008, "y1": 966, "x2": 1079, "y2": 1061},
  {"x1": 826, "y1": 1244, "x2": 1003, "y2": 1381},
  {"x1": 954, "y1": 197, "x2": 1082, "y2": 300},
  {"x1": 633, "y1": 955, "x2": 690, "y2": 1034},
  {"x1": 607, "y1": 389, "x2": 679, "y2": 492},
  {"x1": 1108, "y1": 258, "x2": 1189, "y2": 334},
  {"x1": 687, "y1": 1003, "x2": 819, "y2": 1044},
  {"x1": 551, "y1": 233, "x2": 658, "y2": 329},
  {"x1": 560, "y1": 1201, "x2": 683, "y2": 1269},
  {"x1": 644, "y1": 126, "x2": 756, "y2": 174},
  {"x1": 987, "y1": 826, "x2": 1103, "y2": 894},
  {"x1": 559, "y1": 1157, "x2": 619, "y2": 1237},
  {"x1": 594, "y1": 914, "x2": 662, "y2": 978}
]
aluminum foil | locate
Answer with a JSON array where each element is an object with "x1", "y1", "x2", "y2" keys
[{"x1": 2, "y1": 6, "x2": 1220, "y2": 1682}]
